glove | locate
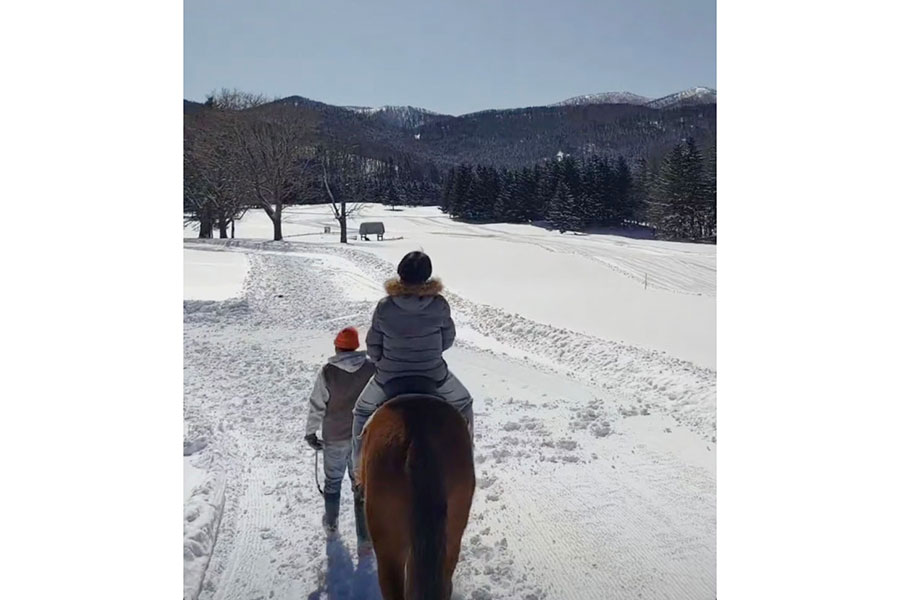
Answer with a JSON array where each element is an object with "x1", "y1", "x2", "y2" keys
[{"x1": 305, "y1": 433, "x2": 323, "y2": 450}]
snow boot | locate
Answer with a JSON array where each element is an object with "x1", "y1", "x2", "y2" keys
[
  {"x1": 353, "y1": 484, "x2": 370, "y2": 546},
  {"x1": 323, "y1": 492, "x2": 340, "y2": 534}
]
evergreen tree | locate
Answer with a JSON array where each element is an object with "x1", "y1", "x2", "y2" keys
[
  {"x1": 632, "y1": 158, "x2": 652, "y2": 224},
  {"x1": 450, "y1": 164, "x2": 474, "y2": 218},
  {"x1": 613, "y1": 155, "x2": 634, "y2": 224},
  {"x1": 682, "y1": 138, "x2": 707, "y2": 238},
  {"x1": 703, "y1": 144, "x2": 716, "y2": 238},
  {"x1": 548, "y1": 181, "x2": 581, "y2": 233},
  {"x1": 594, "y1": 157, "x2": 615, "y2": 225},
  {"x1": 440, "y1": 167, "x2": 456, "y2": 213},
  {"x1": 494, "y1": 170, "x2": 514, "y2": 221},
  {"x1": 386, "y1": 180, "x2": 400, "y2": 210},
  {"x1": 518, "y1": 166, "x2": 538, "y2": 221},
  {"x1": 652, "y1": 141, "x2": 710, "y2": 239},
  {"x1": 535, "y1": 161, "x2": 559, "y2": 221},
  {"x1": 651, "y1": 143, "x2": 684, "y2": 237}
]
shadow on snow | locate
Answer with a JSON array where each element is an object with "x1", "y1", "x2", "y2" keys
[{"x1": 307, "y1": 537, "x2": 381, "y2": 600}]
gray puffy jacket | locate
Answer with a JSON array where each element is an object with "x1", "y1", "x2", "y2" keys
[{"x1": 365, "y1": 278, "x2": 455, "y2": 385}]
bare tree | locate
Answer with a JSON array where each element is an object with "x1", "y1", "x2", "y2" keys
[
  {"x1": 318, "y1": 148, "x2": 368, "y2": 243},
  {"x1": 184, "y1": 112, "x2": 245, "y2": 238},
  {"x1": 205, "y1": 88, "x2": 272, "y2": 111},
  {"x1": 232, "y1": 107, "x2": 316, "y2": 241}
]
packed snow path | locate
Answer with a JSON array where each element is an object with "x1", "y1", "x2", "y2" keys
[{"x1": 184, "y1": 237, "x2": 716, "y2": 600}]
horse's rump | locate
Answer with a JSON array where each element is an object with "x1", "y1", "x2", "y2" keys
[{"x1": 360, "y1": 395, "x2": 475, "y2": 600}]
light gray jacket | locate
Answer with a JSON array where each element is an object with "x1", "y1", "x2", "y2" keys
[{"x1": 366, "y1": 278, "x2": 455, "y2": 385}]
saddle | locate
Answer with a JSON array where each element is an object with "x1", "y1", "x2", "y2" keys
[
  {"x1": 361, "y1": 377, "x2": 443, "y2": 436},
  {"x1": 381, "y1": 376, "x2": 441, "y2": 401}
]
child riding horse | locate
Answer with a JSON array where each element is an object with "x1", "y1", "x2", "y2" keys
[{"x1": 351, "y1": 251, "x2": 474, "y2": 474}]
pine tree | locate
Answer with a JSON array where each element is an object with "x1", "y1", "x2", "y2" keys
[
  {"x1": 548, "y1": 181, "x2": 580, "y2": 233},
  {"x1": 703, "y1": 144, "x2": 716, "y2": 238},
  {"x1": 594, "y1": 158, "x2": 615, "y2": 225},
  {"x1": 519, "y1": 166, "x2": 538, "y2": 221},
  {"x1": 450, "y1": 164, "x2": 474, "y2": 218},
  {"x1": 535, "y1": 162, "x2": 558, "y2": 222},
  {"x1": 441, "y1": 167, "x2": 456, "y2": 213},
  {"x1": 613, "y1": 156, "x2": 634, "y2": 224},
  {"x1": 682, "y1": 138, "x2": 707, "y2": 239},
  {"x1": 494, "y1": 170, "x2": 514, "y2": 222},
  {"x1": 386, "y1": 180, "x2": 400, "y2": 210},
  {"x1": 632, "y1": 158, "x2": 652, "y2": 224},
  {"x1": 652, "y1": 142, "x2": 700, "y2": 239}
]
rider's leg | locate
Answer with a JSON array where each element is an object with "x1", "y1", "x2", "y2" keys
[
  {"x1": 436, "y1": 371, "x2": 474, "y2": 440},
  {"x1": 349, "y1": 473, "x2": 370, "y2": 546},
  {"x1": 351, "y1": 377, "x2": 388, "y2": 476}
]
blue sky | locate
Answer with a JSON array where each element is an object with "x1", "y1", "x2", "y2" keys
[{"x1": 184, "y1": 0, "x2": 715, "y2": 115}]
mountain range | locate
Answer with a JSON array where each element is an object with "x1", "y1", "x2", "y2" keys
[
  {"x1": 184, "y1": 87, "x2": 716, "y2": 171},
  {"x1": 341, "y1": 86, "x2": 716, "y2": 129}
]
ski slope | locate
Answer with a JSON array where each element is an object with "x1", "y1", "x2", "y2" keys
[{"x1": 183, "y1": 205, "x2": 716, "y2": 599}]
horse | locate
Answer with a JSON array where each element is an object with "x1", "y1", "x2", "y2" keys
[{"x1": 358, "y1": 392, "x2": 475, "y2": 600}]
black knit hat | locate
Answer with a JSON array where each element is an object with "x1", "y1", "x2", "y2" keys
[{"x1": 397, "y1": 251, "x2": 432, "y2": 284}]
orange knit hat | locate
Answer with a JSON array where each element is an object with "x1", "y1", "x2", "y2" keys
[{"x1": 334, "y1": 327, "x2": 360, "y2": 351}]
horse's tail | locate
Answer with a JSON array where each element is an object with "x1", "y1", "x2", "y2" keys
[{"x1": 406, "y1": 411, "x2": 447, "y2": 600}]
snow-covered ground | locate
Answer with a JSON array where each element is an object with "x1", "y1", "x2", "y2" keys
[
  {"x1": 183, "y1": 205, "x2": 716, "y2": 599},
  {"x1": 184, "y1": 248, "x2": 249, "y2": 301},
  {"x1": 187, "y1": 205, "x2": 716, "y2": 368}
]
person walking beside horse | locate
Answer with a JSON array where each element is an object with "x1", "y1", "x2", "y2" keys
[{"x1": 304, "y1": 326, "x2": 375, "y2": 544}]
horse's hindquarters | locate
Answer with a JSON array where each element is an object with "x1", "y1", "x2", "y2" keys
[{"x1": 361, "y1": 395, "x2": 475, "y2": 600}]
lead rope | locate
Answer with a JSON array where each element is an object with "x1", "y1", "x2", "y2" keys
[{"x1": 314, "y1": 448, "x2": 324, "y2": 496}]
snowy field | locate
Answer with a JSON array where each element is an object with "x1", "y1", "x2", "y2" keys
[{"x1": 183, "y1": 205, "x2": 716, "y2": 599}]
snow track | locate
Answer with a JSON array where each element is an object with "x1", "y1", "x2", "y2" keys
[
  {"x1": 184, "y1": 236, "x2": 716, "y2": 599},
  {"x1": 399, "y1": 215, "x2": 716, "y2": 297}
]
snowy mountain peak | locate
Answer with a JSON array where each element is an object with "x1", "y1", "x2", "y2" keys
[
  {"x1": 342, "y1": 104, "x2": 444, "y2": 129},
  {"x1": 645, "y1": 87, "x2": 716, "y2": 109},
  {"x1": 345, "y1": 104, "x2": 438, "y2": 116},
  {"x1": 549, "y1": 87, "x2": 716, "y2": 109},
  {"x1": 551, "y1": 91, "x2": 650, "y2": 107}
]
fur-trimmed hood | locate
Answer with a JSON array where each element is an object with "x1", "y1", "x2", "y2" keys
[{"x1": 384, "y1": 277, "x2": 444, "y2": 297}]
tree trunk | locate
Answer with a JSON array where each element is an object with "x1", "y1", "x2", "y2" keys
[
  {"x1": 273, "y1": 217, "x2": 283, "y2": 241},
  {"x1": 199, "y1": 216, "x2": 213, "y2": 239},
  {"x1": 273, "y1": 204, "x2": 283, "y2": 241},
  {"x1": 218, "y1": 220, "x2": 229, "y2": 238},
  {"x1": 231, "y1": 220, "x2": 235, "y2": 238},
  {"x1": 339, "y1": 201, "x2": 347, "y2": 243}
]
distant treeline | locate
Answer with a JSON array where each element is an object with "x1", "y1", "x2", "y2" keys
[{"x1": 441, "y1": 138, "x2": 716, "y2": 241}]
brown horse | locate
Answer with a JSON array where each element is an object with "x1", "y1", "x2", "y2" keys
[{"x1": 359, "y1": 394, "x2": 475, "y2": 600}]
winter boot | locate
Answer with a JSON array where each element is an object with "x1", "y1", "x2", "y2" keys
[
  {"x1": 323, "y1": 492, "x2": 340, "y2": 534},
  {"x1": 353, "y1": 484, "x2": 370, "y2": 547}
]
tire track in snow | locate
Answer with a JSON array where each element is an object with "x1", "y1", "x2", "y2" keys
[{"x1": 394, "y1": 215, "x2": 715, "y2": 296}]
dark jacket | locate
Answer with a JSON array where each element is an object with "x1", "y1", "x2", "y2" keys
[
  {"x1": 305, "y1": 351, "x2": 375, "y2": 441},
  {"x1": 366, "y1": 278, "x2": 455, "y2": 385}
]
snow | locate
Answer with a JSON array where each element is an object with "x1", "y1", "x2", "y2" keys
[
  {"x1": 184, "y1": 469, "x2": 227, "y2": 600},
  {"x1": 183, "y1": 205, "x2": 716, "y2": 598},
  {"x1": 551, "y1": 91, "x2": 651, "y2": 107},
  {"x1": 184, "y1": 458, "x2": 206, "y2": 502},
  {"x1": 189, "y1": 206, "x2": 715, "y2": 368},
  {"x1": 549, "y1": 88, "x2": 716, "y2": 109},
  {"x1": 184, "y1": 248, "x2": 249, "y2": 301},
  {"x1": 645, "y1": 87, "x2": 717, "y2": 109}
]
